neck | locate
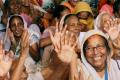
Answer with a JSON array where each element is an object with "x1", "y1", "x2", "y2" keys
[
  {"x1": 15, "y1": 37, "x2": 20, "y2": 42},
  {"x1": 97, "y1": 69, "x2": 105, "y2": 78},
  {"x1": 96, "y1": 62, "x2": 107, "y2": 78}
]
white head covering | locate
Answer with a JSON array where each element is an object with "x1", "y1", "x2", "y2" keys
[
  {"x1": 4, "y1": 14, "x2": 27, "y2": 44},
  {"x1": 94, "y1": 12, "x2": 112, "y2": 30},
  {"x1": 4, "y1": 14, "x2": 43, "y2": 80},
  {"x1": 4, "y1": 14, "x2": 40, "y2": 45},
  {"x1": 81, "y1": 30, "x2": 111, "y2": 80}
]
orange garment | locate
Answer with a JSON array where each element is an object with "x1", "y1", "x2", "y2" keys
[
  {"x1": 42, "y1": 18, "x2": 49, "y2": 29},
  {"x1": 62, "y1": 2, "x2": 75, "y2": 13}
]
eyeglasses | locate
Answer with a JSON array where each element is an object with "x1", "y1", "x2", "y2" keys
[{"x1": 85, "y1": 44, "x2": 105, "y2": 52}]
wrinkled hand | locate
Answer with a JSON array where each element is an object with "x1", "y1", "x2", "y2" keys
[
  {"x1": 104, "y1": 18, "x2": 120, "y2": 40},
  {"x1": 49, "y1": 17, "x2": 78, "y2": 64},
  {"x1": 0, "y1": 40, "x2": 14, "y2": 76},
  {"x1": 20, "y1": 29, "x2": 30, "y2": 57}
]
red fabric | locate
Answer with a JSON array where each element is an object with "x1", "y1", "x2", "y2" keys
[
  {"x1": 37, "y1": 0, "x2": 43, "y2": 6},
  {"x1": 99, "y1": 4, "x2": 114, "y2": 16},
  {"x1": 98, "y1": 0, "x2": 107, "y2": 11}
]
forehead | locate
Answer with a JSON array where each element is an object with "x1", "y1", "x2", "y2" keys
[
  {"x1": 66, "y1": 16, "x2": 78, "y2": 23},
  {"x1": 102, "y1": 14, "x2": 111, "y2": 20},
  {"x1": 10, "y1": 16, "x2": 23, "y2": 23},
  {"x1": 86, "y1": 35, "x2": 105, "y2": 46},
  {"x1": 78, "y1": 11, "x2": 89, "y2": 15}
]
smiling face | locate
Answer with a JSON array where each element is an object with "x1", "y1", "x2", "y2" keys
[
  {"x1": 9, "y1": 16, "x2": 24, "y2": 38},
  {"x1": 9, "y1": 0, "x2": 21, "y2": 14},
  {"x1": 65, "y1": 15, "x2": 81, "y2": 36},
  {"x1": 83, "y1": 35, "x2": 109, "y2": 71}
]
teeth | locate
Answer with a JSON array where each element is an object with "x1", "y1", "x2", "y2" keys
[{"x1": 94, "y1": 56, "x2": 101, "y2": 60}]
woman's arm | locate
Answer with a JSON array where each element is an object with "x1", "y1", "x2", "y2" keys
[{"x1": 10, "y1": 29, "x2": 29, "y2": 80}]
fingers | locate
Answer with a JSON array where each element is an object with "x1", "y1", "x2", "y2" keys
[
  {"x1": 0, "y1": 40, "x2": 3, "y2": 53},
  {"x1": 59, "y1": 15, "x2": 66, "y2": 32},
  {"x1": 110, "y1": 19, "x2": 114, "y2": 28},
  {"x1": 72, "y1": 38, "x2": 79, "y2": 49},
  {"x1": 104, "y1": 20, "x2": 110, "y2": 33},
  {"x1": 62, "y1": 24, "x2": 67, "y2": 33},
  {"x1": 65, "y1": 31, "x2": 69, "y2": 45},
  {"x1": 55, "y1": 22, "x2": 59, "y2": 33},
  {"x1": 60, "y1": 31, "x2": 65, "y2": 47},
  {"x1": 49, "y1": 30, "x2": 56, "y2": 46},
  {"x1": 0, "y1": 40, "x2": 5, "y2": 60},
  {"x1": 68, "y1": 33, "x2": 74, "y2": 46},
  {"x1": 21, "y1": 29, "x2": 30, "y2": 49},
  {"x1": 9, "y1": 50, "x2": 14, "y2": 59},
  {"x1": 49, "y1": 30, "x2": 60, "y2": 53},
  {"x1": 5, "y1": 51, "x2": 14, "y2": 62}
]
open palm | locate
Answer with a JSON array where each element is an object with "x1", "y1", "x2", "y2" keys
[
  {"x1": 0, "y1": 40, "x2": 13, "y2": 76},
  {"x1": 49, "y1": 17, "x2": 78, "y2": 64},
  {"x1": 104, "y1": 19, "x2": 120, "y2": 40}
]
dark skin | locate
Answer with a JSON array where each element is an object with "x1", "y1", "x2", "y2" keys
[
  {"x1": 0, "y1": 0, "x2": 4, "y2": 9},
  {"x1": 10, "y1": 29, "x2": 30, "y2": 80},
  {"x1": 41, "y1": 52, "x2": 70, "y2": 80},
  {"x1": 41, "y1": 18, "x2": 79, "y2": 80},
  {"x1": 9, "y1": 16, "x2": 40, "y2": 62},
  {"x1": 39, "y1": 37, "x2": 52, "y2": 48}
]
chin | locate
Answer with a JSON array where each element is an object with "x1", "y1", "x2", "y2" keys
[
  {"x1": 93, "y1": 63, "x2": 105, "y2": 71},
  {"x1": 15, "y1": 34, "x2": 22, "y2": 38}
]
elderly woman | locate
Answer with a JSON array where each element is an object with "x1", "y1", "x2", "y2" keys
[
  {"x1": 49, "y1": 26, "x2": 120, "y2": 80},
  {"x1": 4, "y1": 14, "x2": 42, "y2": 80},
  {"x1": 94, "y1": 12, "x2": 113, "y2": 33},
  {"x1": 74, "y1": 1, "x2": 94, "y2": 30}
]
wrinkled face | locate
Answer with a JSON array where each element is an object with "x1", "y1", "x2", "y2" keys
[
  {"x1": 9, "y1": 0, "x2": 21, "y2": 14},
  {"x1": 84, "y1": 35, "x2": 108, "y2": 71},
  {"x1": 66, "y1": 16, "x2": 81, "y2": 36},
  {"x1": 78, "y1": 11, "x2": 90, "y2": 20},
  {"x1": 100, "y1": 14, "x2": 112, "y2": 33},
  {"x1": 9, "y1": 17, "x2": 24, "y2": 38}
]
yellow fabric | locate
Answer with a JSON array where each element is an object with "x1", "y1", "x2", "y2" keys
[
  {"x1": 74, "y1": 1, "x2": 94, "y2": 30},
  {"x1": 74, "y1": 2, "x2": 93, "y2": 15},
  {"x1": 79, "y1": 19, "x2": 87, "y2": 25}
]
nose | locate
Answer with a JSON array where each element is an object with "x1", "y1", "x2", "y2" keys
[
  {"x1": 93, "y1": 48, "x2": 98, "y2": 55},
  {"x1": 16, "y1": 26, "x2": 19, "y2": 30}
]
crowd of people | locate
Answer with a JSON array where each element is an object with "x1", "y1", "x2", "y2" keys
[{"x1": 0, "y1": 0, "x2": 120, "y2": 80}]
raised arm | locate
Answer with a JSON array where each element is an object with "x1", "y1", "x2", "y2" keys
[
  {"x1": 10, "y1": 29, "x2": 30, "y2": 80},
  {"x1": 41, "y1": 17, "x2": 80, "y2": 80},
  {"x1": 0, "y1": 40, "x2": 13, "y2": 78}
]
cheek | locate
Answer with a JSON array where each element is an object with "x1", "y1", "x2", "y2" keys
[
  {"x1": 85, "y1": 52, "x2": 93, "y2": 60},
  {"x1": 67, "y1": 26, "x2": 73, "y2": 30},
  {"x1": 85, "y1": 53, "x2": 94, "y2": 65}
]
